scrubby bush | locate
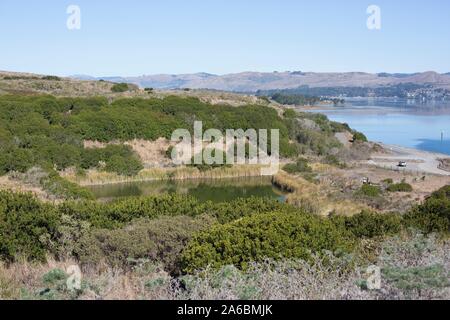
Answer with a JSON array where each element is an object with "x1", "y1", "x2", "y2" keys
[
  {"x1": 81, "y1": 144, "x2": 143, "y2": 176},
  {"x1": 352, "y1": 132, "x2": 368, "y2": 142},
  {"x1": 283, "y1": 109, "x2": 297, "y2": 118},
  {"x1": 212, "y1": 197, "x2": 287, "y2": 224},
  {"x1": 288, "y1": 125, "x2": 342, "y2": 156},
  {"x1": 324, "y1": 154, "x2": 345, "y2": 168},
  {"x1": 181, "y1": 211, "x2": 355, "y2": 272},
  {"x1": 0, "y1": 148, "x2": 34, "y2": 174},
  {"x1": 41, "y1": 171, "x2": 94, "y2": 200},
  {"x1": 77, "y1": 215, "x2": 215, "y2": 274},
  {"x1": 58, "y1": 194, "x2": 204, "y2": 229},
  {"x1": 58, "y1": 196, "x2": 284, "y2": 230},
  {"x1": 42, "y1": 75, "x2": 61, "y2": 81},
  {"x1": 105, "y1": 154, "x2": 143, "y2": 176},
  {"x1": 404, "y1": 185, "x2": 450, "y2": 233},
  {"x1": 111, "y1": 83, "x2": 130, "y2": 93},
  {"x1": 357, "y1": 184, "x2": 382, "y2": 198},
  {"x1": 376, "y1": 233, "x2": 450, "y2": 299},
  {"x1": 282, "y1": 158, "x2": 312, "y2": 174},
  {"x1": 387, "y1": 183, "x2": 413, "y2": 193},
  {"x1": 181, "y1": 233, "x2": 450, "y2": 300},
  {"x1": 11, "y1": 167, "x2": 92, "y2": 200},
  {"x1": 0, "y1": 192, "x2": 60, "y2": 262},
  {"x1": 271, "y1": 93, "x2": 320, "y2": 106},
  {"x1": 332, "y1": 211, "x2": 403, "y2": 239}
]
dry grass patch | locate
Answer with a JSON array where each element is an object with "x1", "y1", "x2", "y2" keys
[{"x1": 63, "y1": 165, "x2": 265, "y2": 186}]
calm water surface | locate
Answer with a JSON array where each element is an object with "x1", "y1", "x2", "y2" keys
[
  {"x1": 88, "y1": 176, "x2": 287, "y2": 202},
  {"x1": 307, "y1": 98, "x2": 450, "y2": 155}
]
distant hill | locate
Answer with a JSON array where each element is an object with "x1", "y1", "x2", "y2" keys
[
  {"x1": 0, "y1": 70, "x2": 268, "y2": 106},
  {"x1": 71, "y1": 71, "x2": 450, "y2": 92}
]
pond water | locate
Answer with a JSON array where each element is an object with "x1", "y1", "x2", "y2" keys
[
  {"x1": 87, "y1": 176, "x2": 287, "y2": 202},
  {"x1": 307, "y1": 98, "x2": 450, "y2": 155}
]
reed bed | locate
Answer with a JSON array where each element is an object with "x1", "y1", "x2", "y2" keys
[
  {"x1": 63, "y1": 165, "x2": 265, "y2": 187},
  {"x1": 273, "y1": 171, "x2": 369, "y2": 216}
]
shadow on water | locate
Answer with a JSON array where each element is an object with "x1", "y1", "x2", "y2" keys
[{"x1": 87, "y1": 176, "x2": 288, "y2": 203}]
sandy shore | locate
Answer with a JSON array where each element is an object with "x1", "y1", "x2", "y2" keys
[{"x1": 368, "y1": 143, "x2": 450, "y2": 176}]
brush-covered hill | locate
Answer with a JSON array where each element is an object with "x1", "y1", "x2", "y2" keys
[
  {"x1": 71, "y1": 71, "x2": 450, "y2": 92},
  {"x1": 0, "y1": 71, "x2": 268, "y2": 106}
]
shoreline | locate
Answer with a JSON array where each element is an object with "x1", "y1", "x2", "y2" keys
[{"x1": 369, "y1": 143, "x2": 450, "y2": 176}]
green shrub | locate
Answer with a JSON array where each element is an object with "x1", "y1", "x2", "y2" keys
[
  {"x1": 213, "y1": 197, "x2": 287, "y2": 224},
  {"x1": 81, "y1": 144, "x2": 143, "y2": 176},
  {"x1": 383, "y1": 265, "x2": 449, "y2": 292},
  {"x1": 324, "y1": 155, "x2": 345, "y2": 168},
  {"x1": 105, "y1": 154, "x2": 143, "y2": 176},
  {"x1": 0, "y1": 148, "x2": 34, "y2": 174},
  {"x1": 76, "y1": 215, "x2": 215, "y2": 274},
  {"x1": 58, "y1": 195, "x2": 283, "y2": 230},
  {"x1": 357, "y1": 184, "x2": 382, "y2": 197},
  {"x1": 387, "y1": 183, "x2": 413, "y2": 193},
  {"x1": 288, "y1": 125, "x2": 342, "y2": 156},
  {"x1": 181, "y1": 211, "x2": 355, "y2": 272},
  {"x1": 41, "y1": 171, "x2": 94, "y2": 200},
  {"x1": 282, "y1": 158, "x2": 312, "y2": 174},
  {"x1": 332, "y1": 211, "x2": 402, "y2": 239},
  {"x1": 59, "y1": 194, "x2": 205, "y2": 229},
  {"x1": 283, "y1": 109, "x2": 297, "y2": 119},
  {"x1": 352, "y1": 132, "x2": 368, "y2": 142},
  {"x1": 42, "y1": 75, "x2": 61, "y2": 81},
  {"x1": 404, "y1": 185, "x2": 450, "y2": 233},
  {"x1": 271, "y1": 93, "x2": 320, "y2": 106},
  {"x1": 383, "y1": 178, "x2": 394, "y2": 184},
  {"x1": 42, "y1": 269, "x2": 67, "y2": 286},
  {"x1": 0, "y1": 191, "x2": 61, "y2": 262},
  {"x1": 111, "y1": 83, "x2": 130, "y2": 93}
]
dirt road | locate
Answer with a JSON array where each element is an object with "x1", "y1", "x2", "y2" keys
[{"x1": 368, "y1": 144, "x2": 450, "y2": 176}]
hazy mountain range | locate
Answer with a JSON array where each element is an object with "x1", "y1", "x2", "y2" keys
[{"x1": 72, "y1": 71, "x2": 450, "y2": 92}]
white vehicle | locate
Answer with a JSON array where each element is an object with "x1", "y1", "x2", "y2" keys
[{"x1": 398, "y1": 161, "x2": 407, "y2": 168}]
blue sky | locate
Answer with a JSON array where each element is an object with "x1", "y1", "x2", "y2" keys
[{"x1": 0, "y1": 0, "x2": 449, "y2": 76}]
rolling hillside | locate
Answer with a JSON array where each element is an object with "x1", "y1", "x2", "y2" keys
[{"x1": 71, "y1": 71, "x2": 450, "y2": 92}]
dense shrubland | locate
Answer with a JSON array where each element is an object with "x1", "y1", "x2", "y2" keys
[
  {"x1": 0, "y1": 94, "x2": 353, "y2": 177},
  {"x1": 180, "y1": 211, "x2": 356, "y2": 272},
  {"x1": 2, "y1": 232, "x2": 446, "y2": 300},
  {"x1": 0, "y1": 93, "x2": 447, "y2": 299},
  {"x1": 0, "y1": 185, "x2": 448, "y2": 274},
  {"x1": 0, "y1": 185, "x2": 448, "y2": 300},
  {"x1": 270, "y1": 93, "x2": 321, "y2": 106},
  {"x1": 0, "y1": 94, "x2": 358, "y2": 199}
]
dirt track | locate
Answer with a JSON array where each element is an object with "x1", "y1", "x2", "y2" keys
[{"x1": 368, "y1": 144, "x2": 450, "y2": 176}]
